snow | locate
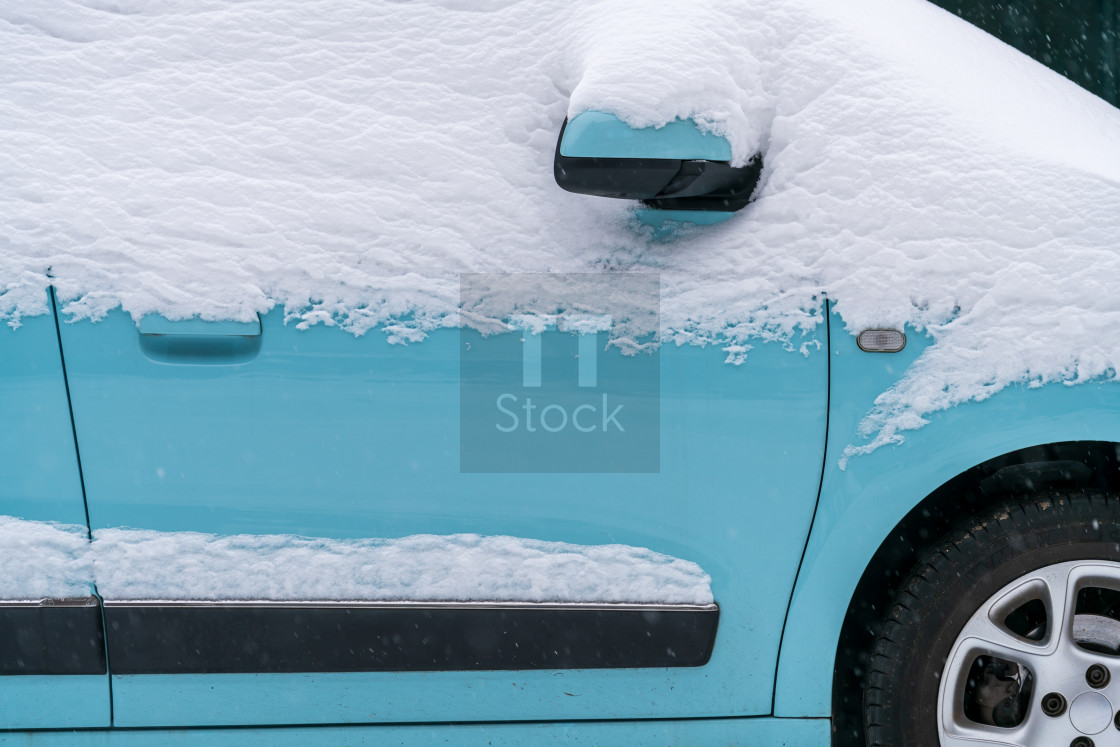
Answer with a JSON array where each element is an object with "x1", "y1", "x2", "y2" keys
[
  {"x1": 0, "y1": 517, "x2": 713, "y2": 605},
  {"x1": 0, "y1": 516, "x2": 91, "y2": 600},
  {"x1": 2, "y1": 0, "x2": 1120, "y2": 451}
]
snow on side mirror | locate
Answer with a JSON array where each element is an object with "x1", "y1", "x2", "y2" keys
[{"x1": 553, "y1": 111, "x2": 763, "y2": 224}]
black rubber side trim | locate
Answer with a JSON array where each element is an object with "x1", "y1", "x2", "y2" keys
[
  {"x1": 104, "y1": 603, "x2": 719, "y2": 674},
  {"x1": 553, "y1": 119, "x2": 763, "y2": 211},
  {"x1": 0, "y1": 598, "x2": 107, "y2": 675}
]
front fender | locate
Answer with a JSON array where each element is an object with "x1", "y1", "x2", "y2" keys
[{"x1": 774, "y1": 324, "x2": 1120, "y2": 717}]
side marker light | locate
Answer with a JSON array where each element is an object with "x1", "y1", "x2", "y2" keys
[{"x1": 857, "y1": 329, "x2": 906, "y2": 353}]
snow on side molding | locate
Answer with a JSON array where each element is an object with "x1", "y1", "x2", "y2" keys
[
  {"x1": 89, "y1": 528, "x2": 713, "y2": 605},
  {"x1": 0, "y1": 520, "x2": 712, "y2": 605},
  {"x1": 0, "y1": 517, "x2": 718, "y2": 674},
  {"x1": 554, "y1": 112, "x2": 762, "y2": 216}
]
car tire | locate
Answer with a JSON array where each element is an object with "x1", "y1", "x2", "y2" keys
[{"x1": 863, "y1": 490, "x2": 1120, "y2": 746}]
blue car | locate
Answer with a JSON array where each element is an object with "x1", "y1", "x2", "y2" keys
[{"x1": 3, "y1": 112, "x2": 1120, "y2": 747}]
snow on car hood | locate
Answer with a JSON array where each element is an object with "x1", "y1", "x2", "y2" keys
[
  {"x1": 0, "y1": 517, "x2": 713, "y2": 605},
  {"x1": 2, "y1": 0, "x2": 1119, "y2": 454}
]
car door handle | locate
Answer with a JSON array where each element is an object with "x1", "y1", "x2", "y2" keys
[{"x1": 138, "y1": 315, "x2": 262, "y2": 365}]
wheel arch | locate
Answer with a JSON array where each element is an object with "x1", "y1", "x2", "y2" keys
[{"x1": 827, "y1": 440, "x2": 1120, "y2": 746}]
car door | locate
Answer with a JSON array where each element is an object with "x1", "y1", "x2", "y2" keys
[
  {"x1": 55, "y1": 286, "x2": 828, "y2": 727},
  {"x1": 0, "y1": 292, "x2": 109, "y2": 728}
]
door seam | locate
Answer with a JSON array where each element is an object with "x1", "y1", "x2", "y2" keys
[
  {"x1": 771, "y1": 298, "x2": 831, "y2": 715},
  {"x1": 49, "y1": 285, "x2": 92, "y2": 540}
]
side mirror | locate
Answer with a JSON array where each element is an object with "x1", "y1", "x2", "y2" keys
[{"x1": 553, "y1": 112, "x2": 762, "y2": 215}]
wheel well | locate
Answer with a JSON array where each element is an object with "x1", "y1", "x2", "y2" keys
[{"x1": 830, "y1": 440, "x2": 1120, "y2": 747}]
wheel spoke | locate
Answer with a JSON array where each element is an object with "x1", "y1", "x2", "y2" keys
[
  {"x1": 1040, "y1": 563, "x2": 1079, "y2": 653},
  {"x1": 983, "y1": 566, "x2": 1076, "y2": 654}
]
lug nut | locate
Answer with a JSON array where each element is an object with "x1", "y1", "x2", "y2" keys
[
  {"x1": 1071, "y1": 738, "x2": 1094, "y2": 747},
  {"x1": 1116, "y1": 710, "x2": 1120, "y2": 730},
  {"x1": 1087, "y1": 664, "x2": 1111, "y2": 689},
  {"x1": 1042, "y1": 691, "x2": 1068, "y2": 717}
]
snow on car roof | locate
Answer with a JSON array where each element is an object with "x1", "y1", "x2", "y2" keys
[{"x1": 2, "y1": 0, "x2": 1118, "y2": 454}]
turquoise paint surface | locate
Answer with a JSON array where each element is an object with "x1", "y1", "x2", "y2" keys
[
  {"x1": 0, "y1": 674, "x2": 108, "y2": 730},
  {"x1": 0, "y1": 717, "x2": 829, "y2": 746},
  {"x1": 774, "y1": 314, "x2": 1120, "y2": 716},
  {"x1": 56, "y1": 308, "x2": 827, "y2": 726},
  {"x1": 0, "y1": 299, "x2": 87, "y2": 525},
  {"x1": 113, "y1": 669, "x2": 736, "y2": 727},
  {"x1": 138, "y1": 315, "x2": 261, "y2": 337},
  {"x1": 560, "y1": 111, "x2": 733, "y2": 160}
]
